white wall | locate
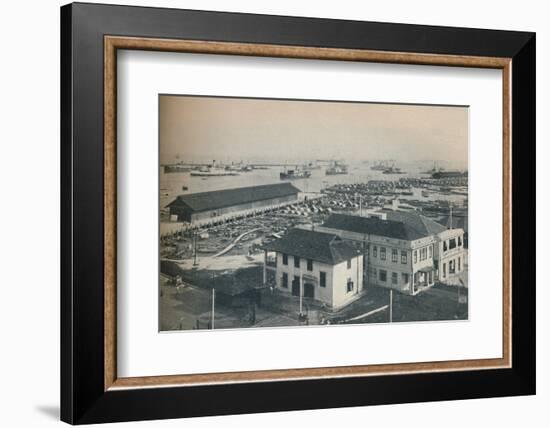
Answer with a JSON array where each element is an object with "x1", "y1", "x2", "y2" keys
[{"x1": 0, "y1": 1, "x2": 546, "y2": 428}]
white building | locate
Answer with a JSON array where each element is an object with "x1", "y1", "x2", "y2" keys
[
  {"x1": 262, "y1": 228, "x2": 363, "y2": 310},
  {"x1": 317, "y1": 212, "x2": 466, "y2": 295}
]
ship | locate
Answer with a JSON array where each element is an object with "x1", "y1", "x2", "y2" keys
[
  {"x1": 421, "y1": 162, "x2": 443, "y2": 175},
  {"x1": 382, "y1": 164, "x2": 406, "y2": 175},
  {"x1": 164, "y1": 163, "x2": 192, "y2": 173},
  {"x1": 190, "y1": 166, "x2": 239, "y2": 177},
  {"x1": 304, "y1": 161, "x2": 322, "y2": 170},
  {"x1": 325, "y1": 161, "x2": 349, "y2": 175},
  {"x1": 431, "y1": 170, "x2": 466, "y2": 179},
  {"x1": 371, "y1": 160, "x2": 392, "y2": 171},
  {"x1": 280, "y1": 167, "x2": 311, "y2": 180}
]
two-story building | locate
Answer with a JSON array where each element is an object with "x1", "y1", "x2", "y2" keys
[
  {"x1": 317, "y1": 212, "x2": 466, "y2": 295},
  {"x1": 383, "y1": 211, "x2": 467, "y2": 285},
  {"x1": 262, "y1": 228, "x2": 363, "y2": 310}
]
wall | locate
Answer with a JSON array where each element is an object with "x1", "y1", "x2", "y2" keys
[
  {"x1": 272, "y1": 251, "x2": 363, "y2": 308},
  {"x1": 331, "y1": 256, "x2": 363, "y2": 308},
  {"x1": 318, "y1": 225, "x2": 438, "y2": 294},
  {"x1": 436, "y1": 228, "x2": 466, "y2": 281},
  {"x1": 0, "y1": 1, "x2": 546, "y2": 428}
]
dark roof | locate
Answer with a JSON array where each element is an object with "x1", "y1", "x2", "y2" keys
[
  {"x1": 167, "y1": 183, "x2": 300, "y2": 212},
  {"x1": 263, "y1": 228, "x2": 360, "y2": 265},
  {"x1": 437, "y1": 215, "x2": 468, "y2": 232},
  {"x1": 383, "y1": 211, "x2": 447, "y2": 236},
  {"x1": 322, "y1": 213, "x2": 430, "y2": 241}
]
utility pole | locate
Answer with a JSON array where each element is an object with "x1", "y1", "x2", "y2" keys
[
  {"x1": 389, "y1": 289, "x2": 393, "y2": 323},
  {"x1": 193, "y1": 230, "x2": 199, "y2": 266},
  {"x1": 299, "y1": 277, "x2": 303, "y2": 317},
  {"x1": 211, "y1": 287, "x2": 215, "y2": 330}
]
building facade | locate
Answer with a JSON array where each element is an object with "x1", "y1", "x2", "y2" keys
[
  {"x1": 167, "y1": 182, "x2": 300, "y2": 225},
  {"x1": 262, "y1": 228, "x2": 363, "y2": 310},
  {"x1": 436, "y1": 228, "x2": 466, "y2": 284},
  {"x1": 318, "y1": 212, "x2": 466, "y2": 295}
]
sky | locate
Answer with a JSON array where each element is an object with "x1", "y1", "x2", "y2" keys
[{"x1": 159, "y1": 95, "x2": 468, "y2": 167}]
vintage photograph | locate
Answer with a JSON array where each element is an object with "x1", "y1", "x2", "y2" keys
[{"x1": 159, "y1": 95, "x2": 469, "y2": 331}]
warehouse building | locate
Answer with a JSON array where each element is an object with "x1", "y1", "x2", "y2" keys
[{"x1": 167, "y1": 182, "x2": 300, "y2": 225}]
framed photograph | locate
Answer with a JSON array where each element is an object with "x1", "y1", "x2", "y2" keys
[{"x1": 61, "y1": 2, "x2": 535, "y2": 424}]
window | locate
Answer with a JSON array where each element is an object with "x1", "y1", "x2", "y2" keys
[
  {"x1": 282, "y1": 273, "x2": 288, "y2": 288},
  {"x1": 307, "y1": 259, "x2": 313, "y2": 271},
  {"x1": 391, "y1": 272, "x2": 398, "y2": 284},
  {"x1": 294, "y1": 256, "x2": 300, "y2": 268},
  {"x1": 320, "y1": 271, "x2": 326, "y2": 288},
  {"x1": 373, "y1": 246, "x2": 377, "y2": 258},
  {"x1": 428, "y1": 245, "x2": 432, "y2": 258},
  {"x1": 392, "y1": 249, "x2": 398, "y2": 263},
  {"x1": 449, "y1": 238, "x2": 457, "y2": 249},
  {"x1": 414, "y1": 250, "x2": 418, "y2": 263},
  {"x1": 365, "y1": 244, "x2": 369, "y2": 257},
  {"x1": 347, "y1": 279, "x2": 354, "y2": 293},
  {"x1": 402, "y1": 273, "x2": 409, "y2": 284},
  {"x1": 347, "y1": 259, "x2": 352, "y2": 269},
  {"x1": 458, "y1": 236, "x2": 462, "y2": 246},
  {"x1": 380, "y1": 247, "x2": 386, "y2": 261},
  {"x1": 379, "y1": 269, "x2": 387, "y2": 282},
  {"x1": 443, "y1": 241, "x2": 448, "y2": 252},
  {"x1": 450, "y1": 259, "x2": 456, "y2": 274},
  {"x1": 282, "y1": 254, "x2": 288, "y2": 265},
  {"x1": 443, "y1": 263, "x2": 446, "y2": 278},
  {"x1": 401, "y1": 251, "x2": 407, "y2": 264},
  {"x1": 458, "y1": 257, "x2": 461, "y2": 271}
]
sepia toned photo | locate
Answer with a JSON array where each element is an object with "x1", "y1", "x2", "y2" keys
[{"x1": 159, "y1": 95, "x2": 469, "y2": 331}]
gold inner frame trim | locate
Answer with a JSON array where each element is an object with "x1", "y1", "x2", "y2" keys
[{"x1": 104, "y1": 35, "x2": 512, "y2": 391}]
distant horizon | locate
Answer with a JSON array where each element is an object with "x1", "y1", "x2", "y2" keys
[
  {"x1": 160, "y1": 95, "x2": 469, "y2": 169},
  {"x1": 161, "y1": 158, "x2": 468, "y2": 170}
]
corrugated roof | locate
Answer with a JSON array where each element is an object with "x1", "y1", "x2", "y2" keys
[
  {"x1": 167, "y1": 183, "x2": 300, "y2": 212},
  {"x1": 322, "y1": 213, "x2": 424, "y2": 240},
  {"x1": 262, "y1": 228, "x2": 360, "y2": 265}
]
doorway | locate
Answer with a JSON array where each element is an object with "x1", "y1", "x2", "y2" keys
[{"x1": 304, "y1": 282, "x2": 314, "y2": 298}]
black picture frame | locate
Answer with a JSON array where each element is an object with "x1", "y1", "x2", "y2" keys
[{"x1": 61, "y1": 2, "x2": 535, "y2": 424}]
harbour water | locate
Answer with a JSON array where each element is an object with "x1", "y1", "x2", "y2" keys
[{"x1": 160, "y1": 161, "x2": 468, "y2": 211}]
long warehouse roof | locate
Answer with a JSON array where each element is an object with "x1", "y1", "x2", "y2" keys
[{"x1": 167, "y1": 182, "x2": 300, "y2": 213}]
